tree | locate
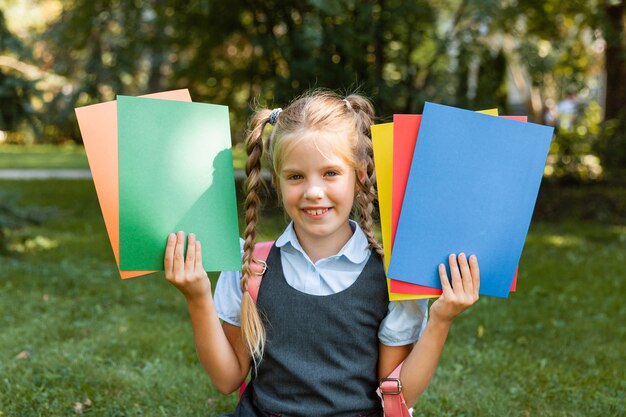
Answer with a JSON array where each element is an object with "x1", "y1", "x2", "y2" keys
[
  {"x1": 0, "y1": 9, "x2": 38, "y2": 138},
  {"x1": 596, "y1": 1, "x2": 626, "y2": 179},
  {"x1": 6, "y1": 0, "x2": 623, "y2": 180},
  {"x1": 600, "y1": 1, "x2": 625, "y2": 122}
]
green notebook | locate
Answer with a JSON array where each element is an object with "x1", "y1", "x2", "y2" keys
[{"x1": 117, "y1": 96, "x2": 241, "y2": 271}]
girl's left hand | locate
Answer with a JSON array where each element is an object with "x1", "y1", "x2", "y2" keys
[{"x1": 429, "y1": 253, "x2": 480, "y2": 323}]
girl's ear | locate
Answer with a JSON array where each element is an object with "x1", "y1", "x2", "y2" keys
[
  {"x1": 357, "y1": 169, "x2": 367, "y2": 183},
  {"x1": 356, "y1": 161, "x2": 367, "y2": 183},
  {"x1": 355, "y1": 163, "x2": 367, "y2": 193}
]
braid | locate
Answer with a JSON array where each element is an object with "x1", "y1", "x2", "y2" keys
[
  {"x1": 344, "y1": 94, "x2": 375, "y2": 141},
  {"x1": 242, "y1": 112, "x2": 267, "y2": 285},
  {"x1": 344, "y1": 94, "x2": 384, "y2": 259},
  {"x1": 355, "y1": 156, "x2": 385, "y2": 260},
  {"x1": 240, "y1": 109, "x2": 271, "y2": 364}
]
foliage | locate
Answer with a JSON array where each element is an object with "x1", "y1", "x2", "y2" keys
[
  {"x1": 0, "y1": 190, "x2": 56, "y2": 254},
  {"x1": 596, "y1": 111, "x2": 626, "y2": 183},
  {"x1": 546, "y1": 101, "x2": 604, "y2": 182},
  {"x1": 0, "y1": 9, "x2": 39, "y2": 134},
  {"x1": 535, "y1": 182, "x2": 626, "y2": 225},
  {"x1": 1, "y1": 0, "x2": 624, "y2": 179}
]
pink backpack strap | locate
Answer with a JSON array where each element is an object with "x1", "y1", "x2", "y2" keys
[
  {"x1": 239, "y1": 241, "x2": 274, "y2": 397},
  {"x1": 246, "y1": 241, "x2": 274, "y2": 303},
  {"x1": 379, "y1": 362, "x2": 412, "y2": 416}
]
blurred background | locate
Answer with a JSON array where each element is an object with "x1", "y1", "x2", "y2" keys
[
  {"x1": 0, "y1": 0, "x2": 624, "y2": 181},
  {"x1": 1, "y1": 1, "x2": 625, "y2": 416}
]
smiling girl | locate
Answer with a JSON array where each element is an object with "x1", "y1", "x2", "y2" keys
[{"x1": 164, "y1": 91, "x2": 480, "y2": 417}]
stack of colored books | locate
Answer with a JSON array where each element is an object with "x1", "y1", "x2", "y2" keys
[
  {"x1": 371, "y1": 103, "x2": 553, "y2": 299},
  {"x1": 75, "y1": 90, "x2": 241, "y2": 279}
]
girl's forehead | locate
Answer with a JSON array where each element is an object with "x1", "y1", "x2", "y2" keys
[{"x1": 281, "y1": 130, "x2": 352, "y2": 163}]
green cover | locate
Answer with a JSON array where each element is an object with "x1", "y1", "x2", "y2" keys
[{"x1": 117, "y1": 96, "x2": 241, "y2": 271}]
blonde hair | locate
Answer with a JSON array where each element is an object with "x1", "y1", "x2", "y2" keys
[{"x1": 241, "y1": 90, "x2": 384, "y2": 363}]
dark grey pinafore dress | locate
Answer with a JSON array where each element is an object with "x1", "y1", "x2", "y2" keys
[{"x1": 220, "y1": 244, "x2": 388, "y2": 417}]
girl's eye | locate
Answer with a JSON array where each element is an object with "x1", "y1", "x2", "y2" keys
[
  {"x1": 287, "y1": 174, "x2": 303, "y2": 180},
  {"x1": 325, "y1": 171, "x2": 338, "y2": 177}
]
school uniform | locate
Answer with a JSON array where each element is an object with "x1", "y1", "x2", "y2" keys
[{"x1": 215, "y1": 221, "x2": 429, "y2": 417}]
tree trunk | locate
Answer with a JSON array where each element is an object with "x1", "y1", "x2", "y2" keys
[
  {"x1": 603, "y1": 2, "x2": 625, "y2": 121},
  {"x1": 374, "y1": 0, "x2": 385, "y2": 91}
]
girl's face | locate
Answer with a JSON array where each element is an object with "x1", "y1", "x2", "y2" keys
[{"x1": 278, "y1": 134, "x2": 358, "y2": 250}]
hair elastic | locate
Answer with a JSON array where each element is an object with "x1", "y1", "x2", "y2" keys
[
  {"x1": 343, "y1": 99, "x2": 352, "y2": 110},
  {"x1": 269, "y1": 108, "x2": 283, "y2": 125}
]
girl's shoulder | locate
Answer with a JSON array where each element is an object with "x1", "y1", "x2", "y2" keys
[
  {"x1": 214, "y1": 268, "x2": 243, "y2": 326},
  {"x1": 379, "y1": 299, "x2": 430, "y2": 346},
  {"x1": 213, "y1": 239, "x2": 245, "y2": 326}
]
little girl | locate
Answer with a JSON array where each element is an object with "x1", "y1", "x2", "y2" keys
[{"x1": 164, "y1": 91, "x2": 480, "y2": 417}]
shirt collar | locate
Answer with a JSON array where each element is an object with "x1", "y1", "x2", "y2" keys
[{"x1": 275, "y1": 220, "x2": 370, "y2": 264}]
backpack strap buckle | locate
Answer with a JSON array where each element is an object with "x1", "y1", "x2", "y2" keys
[
  {"x1": 379, "y1": 377, "x2": 403, "y2": 396},
  {"x1": 251, "y1": 257, "x2": 267, "y2": 276}
]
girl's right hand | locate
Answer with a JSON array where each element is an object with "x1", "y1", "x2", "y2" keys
[
  {"x1": 164, "y1": 231, "x2": 212, "y2": 302},
  {"x1": 429, "y1": 253, "x2": 480, "y2": 324}
]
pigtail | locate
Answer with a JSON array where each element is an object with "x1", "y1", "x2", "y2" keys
[
  {"x1": 241, "y1": 109, "x2": 272, "y2": 364},
  {"x1": 345, "y1": 95, "x2": 385, "y2": 260},
  {"x1": 346, "y1": 94, "x2": 424, "y2": 319},
  {"x1": 344, "y1": 94, "x2": 375, "y2": 141},
  {"x1": 355, "y1": 157, "x2": 385, "y2": 260}
]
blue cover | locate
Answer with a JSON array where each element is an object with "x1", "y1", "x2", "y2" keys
[{"x1": 387, "y1": 103, "x2": 553, "y2": 297}]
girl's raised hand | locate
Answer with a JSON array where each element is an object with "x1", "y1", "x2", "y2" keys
[
  {"x1": 429, "y1": 253, "x2": 480, "y2": 323},
  {"x1": 164, "y1": 231, "x2": 212, "y2": 302}
]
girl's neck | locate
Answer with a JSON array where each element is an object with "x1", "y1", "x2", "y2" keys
[{"x1": 294, "y1": 222, "x2": 354, "y2": 263}]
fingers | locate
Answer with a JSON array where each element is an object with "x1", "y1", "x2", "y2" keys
[
  {"x1": 185, "y1": 233, "x2": 196, "y2": 276},
  {"x1": 443, "y1": 252, "x2": 481, "y2": 297},
  {"x1": 164, "y1": 231, "x2": 205, "y2": 276},
  {"x1": 163, "y1": 231, "x2": 210, "y2": 300},
  {"x1": 458, "y1": 253, "x2": 474, "y2": 296},
  {"x1": 448, "y1": 254, "x2": 463, "y2": 292},
  {"x1": 164, "y1": 233, "x2": 176, "y2": 277},
  {"x1": 438, "y1": 263, "x2": 453, "y2": 298},
  {"x1": 431, "y1": 252, "x2": 480, "y2": 323},
  {"x1": 174, "y1": 230, "x2": 185, "y2": 277},
  {"x1": 469, "y1": 254, "x2": 480, "y2": 299},
  {"x1": 195, "y1": 240, "x2": 204, "y2": 273}
]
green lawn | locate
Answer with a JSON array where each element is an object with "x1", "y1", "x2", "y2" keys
[
  {"x1": 0, "y1": 145, "x2": 89, "y2": 170},
  {"x1": 0, "y1": 179, "x2": 624, "y2": 416},
  {"x1": 0, "y1": 144, "x2": 248, "y2": 171}
]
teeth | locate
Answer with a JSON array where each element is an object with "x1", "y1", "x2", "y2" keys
[{"x1": 306, "y1": 208, "x2": 327, "y2": 215}]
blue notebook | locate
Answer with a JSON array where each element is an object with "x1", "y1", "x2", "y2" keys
[{"x1": 387, "y1": 103, "x2": 553, "y2": 297}]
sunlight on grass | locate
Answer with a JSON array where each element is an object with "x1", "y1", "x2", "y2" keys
[
  {"x1": 8, "y1": 235, "x2": 59, "y2": 253},
  {"x1": 526, "y1": 233, "x2": 585, "y2": 247}
]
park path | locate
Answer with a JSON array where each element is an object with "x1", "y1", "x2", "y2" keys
[
  {"x1": 0, "y1": 169, "x2": 92, "y2": 179},
  {"x1": 0, "y1": 169, "x2": 263, "y2": 180}
]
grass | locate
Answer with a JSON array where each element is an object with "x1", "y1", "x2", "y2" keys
[
  {"x1": 0, "y1": 145, "x2": 89, "y2": 170},
  {"x1": 0, "y1": 144, "x2": 248, "y2": 171},
  {"x1": 414, "y1": 221, "x2": 626, "y2": 416},
  {"x1": 0, "y1": 179, "x2": 624, "y2": 416}
]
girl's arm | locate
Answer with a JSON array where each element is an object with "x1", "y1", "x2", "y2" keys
[
  {"x1": 379, "y1": 252, "x2": 480, "y2": 406},
  {"x1": 164, "y1": 231, "x2": 251, "y2": 394}
]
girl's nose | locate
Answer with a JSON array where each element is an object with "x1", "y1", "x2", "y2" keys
[{"x1": 304, "y1": 185, "x2": 324, "y2": 200}]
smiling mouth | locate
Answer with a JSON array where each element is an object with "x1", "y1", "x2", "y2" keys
[{"x1": 304, "y1": 208, "x2": 330, "y2": 216}]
